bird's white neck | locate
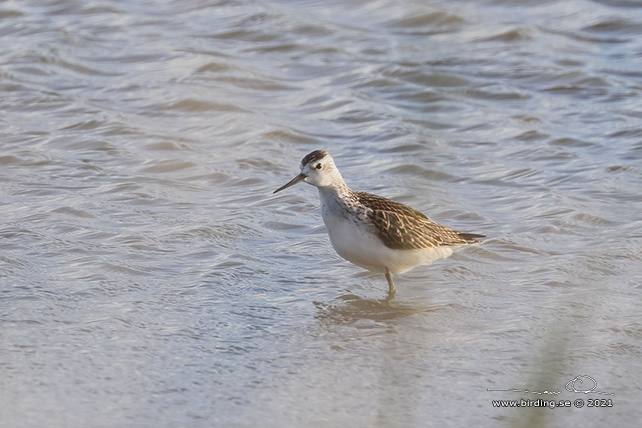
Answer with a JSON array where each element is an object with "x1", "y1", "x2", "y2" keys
[{"x1": 316, "y1": 176, "x2": 350, "y2": 200}]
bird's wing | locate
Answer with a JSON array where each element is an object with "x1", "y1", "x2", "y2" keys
[{"x1": 355, "y1": 191, "x2": 479, "y2": 250}]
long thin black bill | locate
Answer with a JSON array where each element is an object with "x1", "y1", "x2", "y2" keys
[{"x1": 273, "y1": 173, "x2": 306, "y2": 194}]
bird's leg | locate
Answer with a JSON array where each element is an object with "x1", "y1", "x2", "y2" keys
[{"x1": 385, "y1": 268, "x2": 396, "y2": 298}]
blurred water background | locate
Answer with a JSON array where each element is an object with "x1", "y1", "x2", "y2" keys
[{"x1": 1, "y1": 0, "x2": 641, "y2": 427}]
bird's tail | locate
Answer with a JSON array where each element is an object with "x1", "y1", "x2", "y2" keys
[{"x1": 457, "y1": 232, "x2": 485, "y2": 244}]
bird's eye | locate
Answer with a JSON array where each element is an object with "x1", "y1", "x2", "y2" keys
[{"x1": 315, "y1": 163, "x2": 322, "y2": 170}]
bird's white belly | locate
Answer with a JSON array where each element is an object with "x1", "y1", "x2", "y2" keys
[{"x1": 320, "y1": 200, "x2": 454, "y2": 275}]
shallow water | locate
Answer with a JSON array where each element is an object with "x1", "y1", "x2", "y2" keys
[{"x1": 1, "y1": 0, "x2": 641, "y2": 426}]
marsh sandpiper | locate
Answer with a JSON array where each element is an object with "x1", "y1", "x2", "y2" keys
[{"x1": 274, "y1": 150, "x2": 484, "y2": 297}]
